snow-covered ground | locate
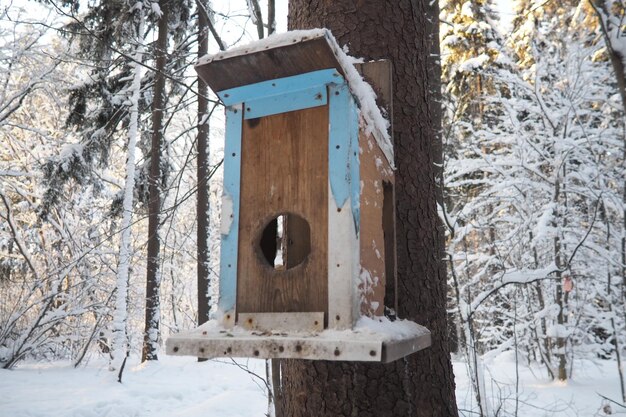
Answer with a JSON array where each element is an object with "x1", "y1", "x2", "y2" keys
[
  {"x1": 0, "y1": 357, "x2": 268, "y2": 417},
  {"x1": 455, "y1": 351, "x2": 623, "y2": 417},
  {"x1": 0, "y1": 352, "x2": 622, "y2": 416}
]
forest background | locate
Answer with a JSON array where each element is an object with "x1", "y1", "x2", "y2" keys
[{"x1": 1, "y1": 0, "x2": 626, "y2": 416}]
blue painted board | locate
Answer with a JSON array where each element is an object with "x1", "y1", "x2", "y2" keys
[
  {"x1": 244, "y1": 86, "x2": 327, "y2": 119},
  {"x1": 218, "y1": 69, "x2": 342, "y2": 105},
  {"x1": 328, "y1": 83, "x2": 351, "y2": 209},
  {"x1": 328, "y1": 82, "x2": 360, "y2": 233},
  {"x1": 218, "y1": 104, "x2": 243, "y2": 313}
]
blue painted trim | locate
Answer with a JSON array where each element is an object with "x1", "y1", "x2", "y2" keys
[
  {"x1": 328, "y1": 83, "x2": 351, "y2": 210},
  {"x1": 218, "y1": 104, "x2": 243, "y2": 313},
  {"x1": 244, "y1": 86, "x2": 327, "y2": 119},
  {"x1": 218, "y1": 69, "x2": 343, "y2": 105},
  {"x1": 329, "y1": 82, "x2": 360, "y2": 234}
]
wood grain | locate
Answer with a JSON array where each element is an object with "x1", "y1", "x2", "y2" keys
[
  {"x1": 237, "y1": 105, "x2": 329, "y2": 316},
  {"x1": 196, "y1": 37, "x2": 344, "y2": 93},
  {"x1": 354, "y1": 60, "x2": 393, "y2": 138},
  {"x1": 358, "y1": 129, "x2": 394, "y2": 317}
]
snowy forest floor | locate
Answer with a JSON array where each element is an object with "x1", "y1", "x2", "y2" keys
[{"x1": 0, "y1": 352, "x2": 622, "y2": 417}]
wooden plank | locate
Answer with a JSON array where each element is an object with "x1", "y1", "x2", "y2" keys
[
  {"x1": 217, "y1": 68, "x2": 339, "y2": 105},
  {"x1": 196, "y1": 37, "x2": 344, "y2": 93},
  {"x1": 236, "y1": 105, "x2": 329, "y2": 316},
  {"x1": 358, "y1": 128, "x2": 395, "y2": 317},
  {"x1": 354, "y1": 60, "x2": 393, "y2": 140},
  {"x1": 243, "y1": 86, "x2": 327, "y2": 120},
  {"x1": 327, "y1": 83, "x2": 360, "y2": 330},
  {"x1": 167, "y1": 332, "x2": 382, "y2": 362},
  {"x1": 165, "y1": 321, "x2": 431, "y2": 363},
  {"x1": 352, "y1": 62, "x2": 396, "y2": 317},
  {"x1": 218, "y1": 104, "x2": 243, "y2": 326},
  {"x1": 381, "y1": 328, "x2": 432, "y2": 363},
  {"x1": 238, "y1": 312, "x2": 324, "y2": 332},
  {"x1": 327, "y1": 191, "x2": 358, "y2": 330}
]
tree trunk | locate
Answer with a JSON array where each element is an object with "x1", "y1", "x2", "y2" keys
[
  {"x1": 112, "y1": 12, "x2": 143, "y2": 375},
  {"x1": 197, "y1": 0, "x2": 211, "y2": 331},
  {"x1": 281, "y1": 1, "x2": 458, "y2": 416},
  {"x1": 590, "y1": 0, "x2": 626, "y2": 326},
  {"x1": 142, "y1": 0, "x2": 169, "y2": 363}
]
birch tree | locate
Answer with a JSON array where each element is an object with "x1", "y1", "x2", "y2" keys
[{"x1": 111, "y1": 2, "x2": 145, "y2": 379}]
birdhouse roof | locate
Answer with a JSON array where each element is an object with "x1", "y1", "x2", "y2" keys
[{"x1": 196, "y1": 29, "x2": 394, "y2": 166}]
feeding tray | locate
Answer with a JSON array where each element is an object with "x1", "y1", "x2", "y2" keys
[
  {"x1": 166, "y1": 29, "x2": 431, "y2": 363},
  {"x1": 167, "y1": 317, "x2": 430, "y2": 363}
]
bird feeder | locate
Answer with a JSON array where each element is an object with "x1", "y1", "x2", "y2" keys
[{"x1": 166, "y1": 29, "x2": 431, "y2": 362}]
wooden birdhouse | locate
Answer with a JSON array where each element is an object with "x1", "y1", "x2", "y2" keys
[{"x1": 166, "y1": 29, "x2": 431, "y2": 362}]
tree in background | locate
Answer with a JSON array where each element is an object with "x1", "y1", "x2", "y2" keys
[
  {"x1": 588, "y1": 0, "x2": 626, "y2": 402},
  {"x1": 0, "y1": 6, "x2": 114, "y2": 368},
  {"x1": 142, "y1": 0, "x2": 169, "y2": 363},
  {"x1": 111, "y1": 0, "x2": 145, "y2": 378},
  {"x1": 281, "y1": 1, "x2": 458, "y2": 416},
  {"x1": 442, "y1": 0, "x2": 626, "y2": 399}
]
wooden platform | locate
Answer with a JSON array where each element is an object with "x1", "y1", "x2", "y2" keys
[{"x1": 166, "y1": 319, "x2": 431, "y2": 363}]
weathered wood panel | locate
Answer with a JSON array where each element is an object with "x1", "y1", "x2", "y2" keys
[
  {"x1": 237, "y1": 105, "x2": 329, "y2": 316},
  {"x1": 239, "y1": 312, "x2": 324, "y2": 332},
  {"x1": 197, "y1": 37, "x2": 343, "y2": 93},
  {"x1": 354, "y1": 60, "x2": 393, "y2": 138},
  {"x1": 165, "y1": 319, "x2": 431, "y2": 363},
  {"x1": 359, "y1": 128, "x2": 394, "y2": 317}
]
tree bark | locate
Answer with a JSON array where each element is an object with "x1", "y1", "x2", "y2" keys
[
  {"x1": 197, "y1": 0, "x2": 211, "y2": 331},
  {"x1": 142, "y1": 0, "x2": 169, "y2": 363},
  {"x1": 281, "y1": 1, "x2": 458, "y2": 416}
]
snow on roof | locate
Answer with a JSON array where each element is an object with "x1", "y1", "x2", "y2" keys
[{"x1": 198, "y1": 28, "x2": 394, "y2": 166}]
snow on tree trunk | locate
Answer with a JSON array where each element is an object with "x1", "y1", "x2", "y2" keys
[
  {"x1": 196, "y1": 0, "x2": 213, "y2": 332},
  {"x1": 111, "y1": 11, "x2": 144, "y2": 376}
]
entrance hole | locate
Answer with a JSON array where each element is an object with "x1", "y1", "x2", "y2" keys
[{"x1": 259, "y1": 213, "x2": 310, "y2": 270}]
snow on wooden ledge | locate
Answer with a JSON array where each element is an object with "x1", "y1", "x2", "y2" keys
[
  {"x1": 166, "y1": 316, "x2": 431, "y2": 363},
  {"x1": 197, "y1": 28, "x2": 394, "y2": 167}
]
